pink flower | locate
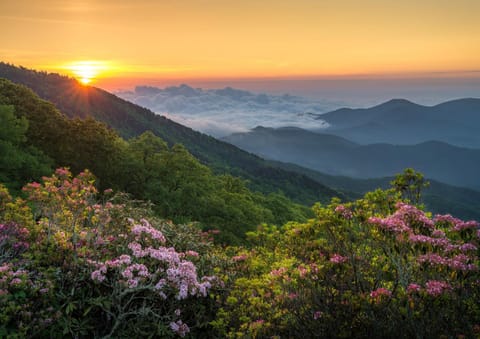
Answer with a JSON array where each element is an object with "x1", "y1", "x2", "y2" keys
[
  {"x1": 431, "y1": 229, "x2": 446, "y2": 238},
  {"x1": 453, "y1": 220, "x2": 479, "y2": 232},
  {"x1": 330, "y1": 254, "x2": 348, "y2": 264},
  {"x1": 417, "y1": 253, "x2": 447, "y2": 266},
  {"x1": 170, "y1": 320, "x2": 190, "y2": 337},
  {"x1": 55, "y1": 168, "x2": 70, "y2": 177},
  {"x1": 313, "y1": 311, "x2": 323, "y2": 320},
  {"x1": 185, "y1": 250, "x2": 199, "y2": 257},
  {"x1": 131, "y1": 219, "x2": 166, "y2": 243},
  {"x1": 407, "y1": 283, "x2": 421, "y2": 293},
  {"x1": 270, "y1": 267, "x2": 287, "y2": 277},
  {"x1": 10, "y1": 278, "x2": 22, "y2": 285},
  {"x1": 370, "y1": 287, "x2": 392, "y2": 302},
  {"x1": 297, "y1": 265, "x2": 308, "y2": 277},
  {"x1": 335, "y1": 205, "x2": 353, "y2": 219},
  {"x1": 0, "y1": 264, "x2": 11, "y2": 273},
  {"x1": 459, "y1": 243, "x2": 477, "y2": 252},
  {"x1": 425, "y1": 280, "x2": 451, "y2": 296},
  {"x1": 434, "y1": 214, "x2": 461, "y2": 224},
  {"x1": 127, "y1": 279, "x2": 139, "y2": 288},
  {"x1": 91, "y1": 270, "x2": 106, "y2": 283}
]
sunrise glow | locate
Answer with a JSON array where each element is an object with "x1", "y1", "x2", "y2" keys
[{"x1": 63, "y1": 61, "x2": 110, "y2": 85}]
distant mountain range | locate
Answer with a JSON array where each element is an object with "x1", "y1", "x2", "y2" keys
[
  {"x1": 316, "y1": 98, "x2": 480, "y2": 148},
  {"x1": 222, "y1": 126, "x2": 480, "y2": 190}
]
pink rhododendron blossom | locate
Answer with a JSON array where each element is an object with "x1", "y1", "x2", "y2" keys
[
  {"x1": 431, "y1": 229, "x2": 446, "y2": 238},
  {"x1": 122, "y1": 263, "x2": 150, "y2": 281},
  {"x1": 335, "y1": 205, "x2": 353, "y2": 219},
  {"x1": 297, "y1": 265, "x2": 308, "y2": 277},
  {"x1": 127, "y1": 279, "x2": 139, "y2": 288},
  {"x1": 131, "y1": 218, "x2": 166, "y2": 243},
  {"x1": 330, "y1": 254, "x2": 348, "y2": 264},
  {"x1": 270, "y1": 267, "x2": 288, "y2": 277},
  {"x1": 370, "y1": 203, "x2": 437, "y2": 234},
  {"x1": 170, "y1": 320, "x2": 190, "y2": 337},
  {"x1": 407, "y1": 283, "x2": 421, "y2": 293},
  {"x1": 408, "y1": 234, "x2": 450, "y2": 247},
  {"x1": 0, "y1": 264, "x2": 11, "y2": 273},
  {"x1": 185, "y1": 250, "x2": 199, "y2": 257},
  {"x1": 370, "y1": 287, "x2": 392, "y2": 300},
  {"x1": 91, "y1": 269, "x2": 106, "y2": 283},
  {"x1": 459, "y1": 243, "x2": 478, "y2": 252},
  {"x1": 434, "y1": 214, "x2": 462, "y2": 225},
  {"x1": 453, "y1": 220, "x2": 479, "y2": 232},
  {"x1": 425, "y1": 280, "x2": 451, "y2": 296},
  {"x1": 128, "y1": 241, "x2": 149, "y2": 258},
  {"x1": 10, "y1": 278, "x2": 22, "y2": 285}
]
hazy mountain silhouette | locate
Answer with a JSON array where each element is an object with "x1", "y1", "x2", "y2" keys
[{"x1": 316, "y1": 98, "x2": 480, "y2": 147}]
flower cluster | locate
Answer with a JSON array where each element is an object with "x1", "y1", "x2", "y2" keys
[
  {"x1": 88, "y1": 217, "x2": 217, "y2": 335},
  {"x1": 434, "y1": 214, "x2": 479, "y2": 232},
  {"x1": 369, "y1": 203, "x2": 479, "y2": 275},
  {"x1": 335, "y1": 205, "x2": 353, "y2": 219},
  {"x1": 130, "y1": 218, "x2": 166, "y2": 243},
  {"x1": 329, "y1": 253, "x2": 348, "y2": 264},
  {"x1": 425, "y1": 280, "x2": 452, "y2": 296},
  {"x1": 369, "y1": 287, "x2": 392, "y2": 303},
  {"x1": 0, "y1": 222, "x2": 30, "y2": 260},
  {"x1": 170, "y1": 320, "x2": 190, "y2": 337},
  {"x1": 368, "y1": 203, "x2": 434, "y2": 234},
  {"x1": 419, "y1": 253, "x2": 477, "y2": 271}
]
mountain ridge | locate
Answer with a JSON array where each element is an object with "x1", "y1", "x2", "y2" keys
[
  {"x1": 222, "y1": 126, "x2": 480, "y2": 190},
  {"x1": 316, "y1": 97, "x2": 480, "y2": 147}
]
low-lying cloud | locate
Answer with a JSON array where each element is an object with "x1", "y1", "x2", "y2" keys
[{"x1": 116, "y1": 85, "x2": 336, "y2": 137}]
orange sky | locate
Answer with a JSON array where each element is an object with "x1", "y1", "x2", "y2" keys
[{"x1": 1, "y1": 0, "x2": 480, "y2": 87}]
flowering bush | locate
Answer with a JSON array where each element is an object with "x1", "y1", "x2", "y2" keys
[
  {"x1": 214, "y1": 189, "x2": 480, "y2": 338},
  {"x1": 1, "y1": 169, "x2": 223, "y2": 337},
  {"x1": 1, "y1": 168, "x2": 479, "y2": 338},
  {"x1": 84, "y1": 217, "x2": 219, "y2": 337}
]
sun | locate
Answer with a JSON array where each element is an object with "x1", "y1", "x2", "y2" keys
[{"x1": 64, "y1": 61, "x2": 109, "y2": 85}]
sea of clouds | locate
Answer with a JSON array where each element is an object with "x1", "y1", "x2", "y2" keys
[{"x1": 116, "y1": 85, "x2": 337, "y2": 137}]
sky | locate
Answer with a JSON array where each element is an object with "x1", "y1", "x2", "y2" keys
[{"x1": 1, "y1": 0, "x2": 480, "y2": 89}]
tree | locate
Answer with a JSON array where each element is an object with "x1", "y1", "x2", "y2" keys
[
  {"x1": 0, "y1": 105, "x2": 52, "y2": 191},
  {"x1": 390, "y1": 168, "x2": 429, "y2": 204}
]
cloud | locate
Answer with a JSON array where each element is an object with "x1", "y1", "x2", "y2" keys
[{"x1": 116, "y1": 84, "x2": 334, "y2": 137}]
